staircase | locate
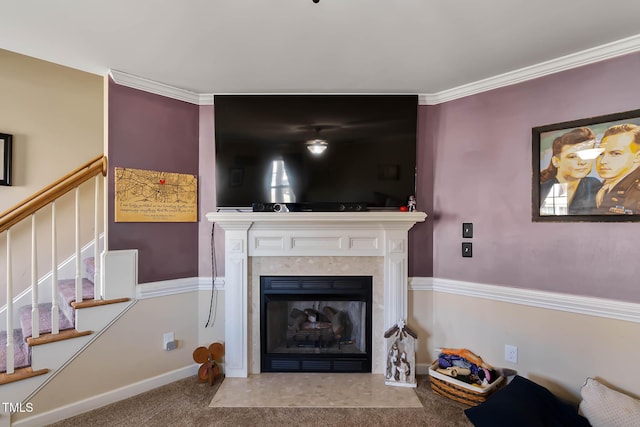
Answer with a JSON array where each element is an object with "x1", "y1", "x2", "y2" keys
[
  {"x1": 0, "y1": 155, "x2": 136, "y2": 426},
  {"x1": 1, "y1": 257, "x2": 128, "y2": 381},
  {"x1": 0, "y1": 253, "x2": 135, "y2": 426}
]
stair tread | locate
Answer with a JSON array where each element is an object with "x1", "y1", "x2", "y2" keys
[
  {"x1": 0, "y1": 329, "x2": 31, "y2": 373},
  {"x1": 0, "y1": 367, "x2": 49, "y2": 385},
  {"x1": 72, "y1": 297, "x2": 130, "y2": 309},
  {"x1": 27, "y1": 329, "x2": 93, "y2": 346}
]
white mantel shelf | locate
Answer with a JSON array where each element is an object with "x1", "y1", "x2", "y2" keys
[
  {"x1": 207, "y1": 210, "x2": 426, "y2": 224},
  {"x1": 206, "y1": 210, "x2": 427, "y2": 377}
]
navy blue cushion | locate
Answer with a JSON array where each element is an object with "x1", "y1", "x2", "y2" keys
[{"x1": 464, "y1": 375, "x2": 590, "y2": 427}]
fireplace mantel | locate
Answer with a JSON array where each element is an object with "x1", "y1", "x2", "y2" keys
[{"x1": 206, "y1": 211, "x2": 426, "y2": 377}]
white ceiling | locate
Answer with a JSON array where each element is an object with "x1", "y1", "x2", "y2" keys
[{"x1": 2, "y1": 1, "x2": 640, "y2": 98}]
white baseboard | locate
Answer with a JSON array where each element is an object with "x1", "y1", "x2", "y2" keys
[{"x1": 14, "y1": 364, "x2": 199, "y2": 427}]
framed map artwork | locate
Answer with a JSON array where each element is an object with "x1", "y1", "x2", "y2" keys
[{"x1": 114, "y1": 167, "x2": 198, "y2": 222}]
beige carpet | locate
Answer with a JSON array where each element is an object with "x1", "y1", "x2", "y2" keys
[
  {"x1": 210, "y1": 373, "x2": 424, "y2": 408},
  {"x1": 50, "y1": 375, "x2": 473, "y2": 426}
]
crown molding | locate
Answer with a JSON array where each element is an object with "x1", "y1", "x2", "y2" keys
[
  {"x1": 108, "y1": 70, "x2": 213, "y2": 105},
  {"x1": 420, "y1": 33, "x2": 640, "y2": 105},
  {"x1": 110, "y1": 34, "x2": 640, "y2": 107}
]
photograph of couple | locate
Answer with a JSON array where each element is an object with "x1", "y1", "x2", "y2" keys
[{"x1": 537, "y1": 113, "x2": 640, "y2": 219}]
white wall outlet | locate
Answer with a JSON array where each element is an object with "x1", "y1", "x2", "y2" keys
[
  {"x1": 505, "y1": 344, "x2": 518, "y2": 363},
  {"x1": 163, "y1": 332, "x2": 176, "y2": 351}
]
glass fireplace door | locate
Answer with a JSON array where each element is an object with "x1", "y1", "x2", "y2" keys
[{"x1": 261, "y1": 276, "x2": 372, "y2": 373}]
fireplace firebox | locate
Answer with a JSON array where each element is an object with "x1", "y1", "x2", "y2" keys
[{"x1": 261, "y1": 276, "x2": 372, "y2": 373}]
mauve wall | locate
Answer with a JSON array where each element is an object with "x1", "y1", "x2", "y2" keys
[
  {"x1": 108, "y1": 79, "x2": 199, "y2": 283},
  {"x1": 422, "y1": 51, "x2": 640, "y2": 303},
  {"x1": 408, "y1": 106, "x2": 434, "y2": 276}
]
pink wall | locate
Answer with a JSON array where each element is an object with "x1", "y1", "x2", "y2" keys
[
  {"x1": 408, "y1": 106, "x2": 434, "y2": 275},
  {"x1": 107, "y1": 51, "x2": 640, "y2": 303},
  {"x1": 108, "y1": 79, "x2": 200, "y2": 283},
  {"x1": 422, "y1": 51, "x2": 640, "y2": 302}
]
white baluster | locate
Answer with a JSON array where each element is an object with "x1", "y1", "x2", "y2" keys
[
  {"x1": 51, "y1": 202, "x2": 59, "y2": 335},
  {"x1": 6, "y1": 229, "x2": 14, "y2": 374},
  {"x1": 94, "y1": 175, "x2": 100, "y2": 299},
  {"x1": 31, "y1": 214, "x2": 40, "y2": 339},
  {"x1": 75, "y1": 186, "x2": 82, "y2": 306}
]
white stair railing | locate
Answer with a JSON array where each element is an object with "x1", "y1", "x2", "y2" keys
[{"x1": 1, "y1": 155, "x2": 106, "y2": 376}]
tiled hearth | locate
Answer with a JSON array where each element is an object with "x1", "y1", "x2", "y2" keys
[{"x1": 206, "y1": 211, "x2": 426, "y2": 377}]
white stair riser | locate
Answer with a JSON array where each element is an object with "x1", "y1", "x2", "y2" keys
[
  {"x1": 30, "y1": 335, "x2": 93, "y2": 372},
  {"x1": 74, "y1": 302, "x2": 131, "y2": 332}
]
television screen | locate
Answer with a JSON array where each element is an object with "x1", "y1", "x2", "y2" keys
[{"x1": 214, "y1": 94, "x2": 418, "y2": 210}]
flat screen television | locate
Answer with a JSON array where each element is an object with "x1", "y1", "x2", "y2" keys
[{"x1": 214, "y1": 94, "x2": 418, "y2": 211}]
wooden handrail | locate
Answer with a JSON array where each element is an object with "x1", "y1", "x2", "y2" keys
[{"x1": 0, "y1": 155, "x2": 107, "y2": 234}]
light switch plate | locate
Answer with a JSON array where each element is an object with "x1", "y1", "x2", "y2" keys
[
  {"x1": 462, "y1": 242, "x2": 472, "y2": 257},
  {"x1": 462, "y1": 223, "x2": 473, "y2": 238}
]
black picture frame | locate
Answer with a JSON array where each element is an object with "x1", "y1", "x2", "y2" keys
[
  {"x1": 0, "y1": 133, "x2": 12, "y2": 186},
  {"x1": 532, "y1": 108, "x2": 640, "y2": 222}
]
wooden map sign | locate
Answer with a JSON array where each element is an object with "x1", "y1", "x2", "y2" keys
[{"x1": 114, "y1": 167, "x2": 197, "y2": 222}]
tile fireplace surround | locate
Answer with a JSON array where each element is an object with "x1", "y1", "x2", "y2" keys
[{"x1": 206, "y1": 211, "x2": 426, "y2": 377}]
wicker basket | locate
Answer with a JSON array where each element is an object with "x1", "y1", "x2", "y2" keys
[{"x1": 428, "y1": 361, "x2": 505, "y2": 406}]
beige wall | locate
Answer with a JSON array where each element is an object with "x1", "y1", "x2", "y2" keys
[
  {"x1": 0, "y1": 49, "x2": 104, "y2": 303},
  {"x1": 198, "y1": 288, "x2": 226, "y2": 349},
  {"x1": 13, "y1": 285, "x2": 639, "y2": 422},
  {"x1": 0, "y1": 49, "x2": 103, "y2": 209},
  {"x1": 426, "y1": 291, "x2": 640, "y2": 403},
  {"x1": 20, "y1": 292, "x2": 200, "y2": 420},
  {"x1": 408, "y1": 289, "x2": 434, "y2": 366}
]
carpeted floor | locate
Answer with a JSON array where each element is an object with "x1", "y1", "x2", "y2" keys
[{"x1": 50, "y1": 375, "x2": 474, "y2": 426}]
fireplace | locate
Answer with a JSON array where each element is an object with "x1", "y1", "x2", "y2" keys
[
  {"x1": 261, "y1": 275, "x2": 372, "y2": 373},
  {"x1": 206, "y1": 211, "x2": 426, "y2": 377}
]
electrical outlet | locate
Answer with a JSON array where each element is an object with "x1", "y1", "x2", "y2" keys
[
  {"x1": 163, "y1": 332, "x2": 176, "y2": 351},
  {"x1": 505, "y1": 344, "x2": 518, "y2": 363}
]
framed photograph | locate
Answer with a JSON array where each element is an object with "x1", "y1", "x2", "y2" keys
[
  {"x1": 0, "y1": 133, "x2": 12, "y2": 186},
  {"x1": 532, "y1": 108, "x2": 640, "y2": 222}
]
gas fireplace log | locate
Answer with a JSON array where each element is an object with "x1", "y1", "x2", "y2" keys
[
  {"x1": 289, "y1": 309, "x2": 307, "y2": 331},
  {"x1": 304, "y1": 308, "x2": 329, "y2": 323},
  {"x1": 322, "y1": 306, "x2": 346, "y2": 339}
]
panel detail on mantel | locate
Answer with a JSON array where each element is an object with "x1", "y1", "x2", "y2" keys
[
  {"x1": 206, "y1": 211, "x2": 426, "y2": 377},
  {"x1": 254, "y1": 236, "x2": 285, "y2": 251},
  {"x1": 350, "y1": 237, "x2": 379, "y2": 251}
]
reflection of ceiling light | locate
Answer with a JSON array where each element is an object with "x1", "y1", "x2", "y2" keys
[
  {"x1": 577, "y1": 148, "x2": 605, "y2": 160},
  {"x1": 306, "y1": 139, "x2": 328, "y2": 155}
]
